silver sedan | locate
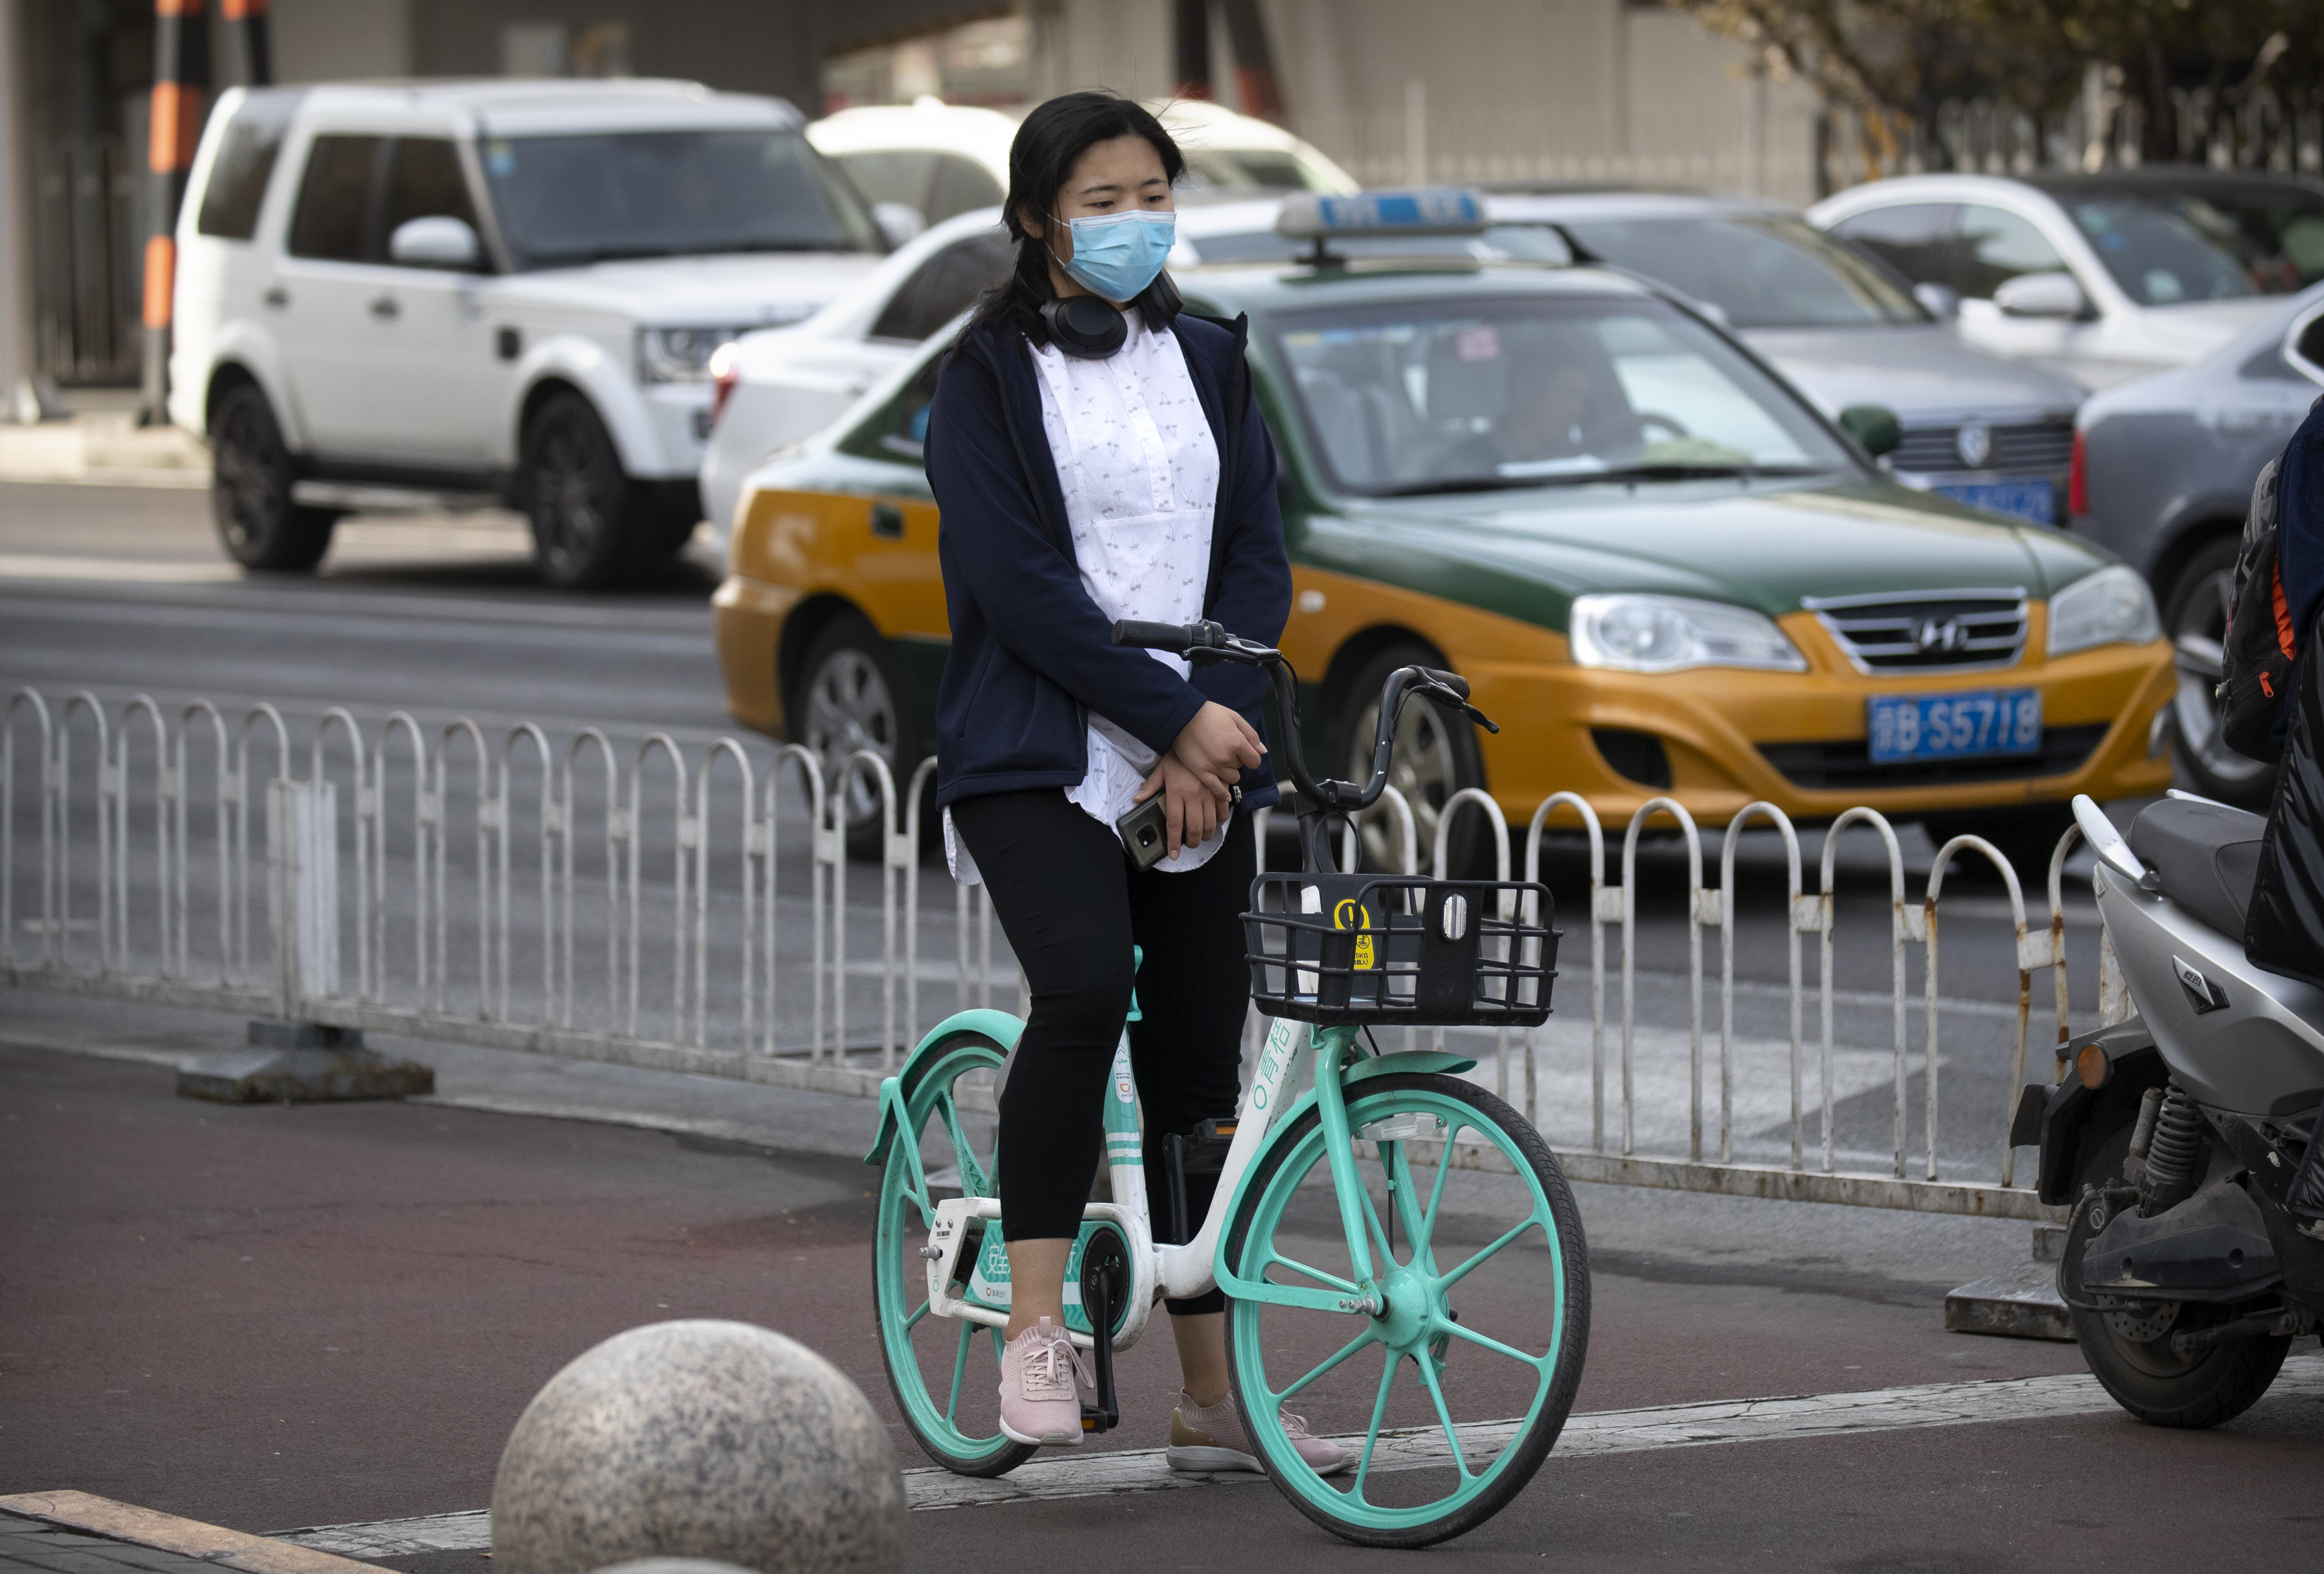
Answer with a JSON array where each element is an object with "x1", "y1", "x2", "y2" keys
[{"x1": 1489, "y1": 191, "x2": 2086, "y2": 527}]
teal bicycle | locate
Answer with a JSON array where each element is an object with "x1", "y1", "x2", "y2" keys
[{"x1": 865, "y1": 619, "x2": 1588, "y2": 1547}]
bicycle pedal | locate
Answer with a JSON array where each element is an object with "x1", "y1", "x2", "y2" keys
[{"x1": 1080, "y1": 1404, "x2": 1112, "y2": 1435}]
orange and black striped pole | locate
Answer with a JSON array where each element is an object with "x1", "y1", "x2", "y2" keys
[
  {"x1": 141, "y1": 0, "x2": 209, "y2": 423},
  {"x1": 224, "y1": 0, "x2": 271, "y2": 87}
]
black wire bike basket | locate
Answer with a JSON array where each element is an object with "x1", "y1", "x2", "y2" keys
[{"x1": 1243, "y1": 872, "x2": 1557, "y2": 1027}]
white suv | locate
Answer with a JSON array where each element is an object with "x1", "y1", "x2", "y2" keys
[{"x1": 171, "y1": 79, "x2": 896, "y2": 587}]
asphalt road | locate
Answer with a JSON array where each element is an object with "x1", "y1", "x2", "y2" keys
[
  {"x1": 7, "y1": 1041, "x2": 2324, "y2": 1574},
  {"x1": 0, "y1": 477, "x2": 2118, "y2": 1005}
]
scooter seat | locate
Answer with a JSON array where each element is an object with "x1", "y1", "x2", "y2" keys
[{"x1": 2127, "y1": 797, "x2": 2267, "y2": 940}]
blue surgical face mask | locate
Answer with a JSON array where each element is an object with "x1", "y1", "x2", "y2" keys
[{"x1": 1051, "y1": 208, "x2": 1176, "y2": 303}]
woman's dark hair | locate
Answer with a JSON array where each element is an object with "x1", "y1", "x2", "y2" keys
[{"x1": 966, "y1": 91, "x2": 1185, "y2": 346}]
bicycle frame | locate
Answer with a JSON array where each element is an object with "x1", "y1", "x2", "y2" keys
[{"x1": 898, "y1": 1013, "x2": 1475, "y2": 1354}]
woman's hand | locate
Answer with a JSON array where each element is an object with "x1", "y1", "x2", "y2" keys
[
  {"x1": 1134, "y1": 755, "x2": 1222, "y2": 857},
  {"x1": 1168, "y1": 701, "x2": 1265, "y2": 803}
]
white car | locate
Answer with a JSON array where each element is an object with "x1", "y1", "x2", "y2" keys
[
  {"x1": 1808, "y1": 171, "x2": 2316, "y2": 390},
  {"x1": 170, "y1": 78, "x2": 902, "y2": 588},
  {"x1": 698, "y1": 196, "x2": 1571, "y2": 543},
  {"x1": 701, "y1": 207, "x2": 1012, "y2": 540},
  {"x1": 805, "y1": 96, "x2": 1358, "y2": 233}
]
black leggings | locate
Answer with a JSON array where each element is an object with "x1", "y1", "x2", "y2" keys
[{"x1": 950, "y1": 787, "x2": 1252, "y2": 1315}]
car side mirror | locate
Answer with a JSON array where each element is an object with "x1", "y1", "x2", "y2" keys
[
  {"x1": 1993, "y1": 270, "x2": 2087, "y2": 320},
  {"x1": 872, "y1": 202, "x2": 927, "y2": 250},
  {"x1": 1912, "y1": 282, "x2": 1960, "y2": 322},
  {"x1": 1838, "y1": 403, "x2": 1902, "y2": 459},
  {"x1": 388, "y1": 215, "x2": 482, "y2": 270}
]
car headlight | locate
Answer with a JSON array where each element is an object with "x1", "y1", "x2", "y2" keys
[
  {"x1": 639, "y1": 327, "x2": 746, "y2": 383},
  {"x1": 2046, "y1": 564, "x2": 2160, "y2": 657},
  {"x1": 1569, "y1": 593, "x2": 1808, "y2": 674}
]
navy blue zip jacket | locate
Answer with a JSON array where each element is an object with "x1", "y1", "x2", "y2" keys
[{"x1": 924, "y1": 311, "x2": 1292, "y2": 812}]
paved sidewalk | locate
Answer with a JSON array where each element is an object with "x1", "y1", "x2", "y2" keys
[{"x1": 0, "y1": 393, "x2": 206, "y2": 489}]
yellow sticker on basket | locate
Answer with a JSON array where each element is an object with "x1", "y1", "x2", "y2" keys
[{"x1": 1333, "y1": 897, "x2": 1378, "y2": 970}]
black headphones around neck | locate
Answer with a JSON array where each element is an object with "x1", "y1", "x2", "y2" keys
[{"x1": 1040, "y1": 294, "x2": 1128, "y2": 359}]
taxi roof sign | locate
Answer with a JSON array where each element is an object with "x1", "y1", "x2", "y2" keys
[{"x1": 1275, "y1": 187, "x2": 1489, "y2": 241}]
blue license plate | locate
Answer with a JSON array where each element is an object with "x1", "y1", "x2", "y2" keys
[
  {"x1": 1933, "y1": 479, "x2": 2055, "y2": 525},
  {"x1": 1868, "y1": 689, "x2": 2042, "y2": 764}
]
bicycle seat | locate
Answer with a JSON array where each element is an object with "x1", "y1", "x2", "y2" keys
[{"x1": 2128, "y1": 797, "x2": 2267, "y2": 940}]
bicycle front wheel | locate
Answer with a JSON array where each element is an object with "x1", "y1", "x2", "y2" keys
[
  {"x1": 1222, "y1": 1072, "x2": 1588, "y2": 1547},
  {"x1": 871, "y1": 1029, "x2": 1036, "y2": 1477}
]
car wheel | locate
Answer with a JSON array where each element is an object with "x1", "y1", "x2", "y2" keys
[
  {"x1": 209, "y1": 384, "x2": 336, "y2": 572},
  {"x1": 522, "y1": 391, "x2": 650, "y2": 590},
  {"x1": 2165, "y1": 536, "x2": 2277, "y2": 809},
  {"x1": 796, "y1": 612, "x2": 918, "y2": 862},
  {"x1": 1920, "y1": 803, "x2": 2079, "y2": 889},
  {"x1": 1335, "y1": 644, "x2": 1489, "y2": 876}
]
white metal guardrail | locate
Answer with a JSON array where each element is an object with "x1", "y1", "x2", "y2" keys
[{"x1": 4, "y1": 687, "x2": 2101, "y2": 1218}]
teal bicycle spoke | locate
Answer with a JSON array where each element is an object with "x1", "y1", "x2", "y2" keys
[
  {"x1": 944, "y1": 1318, "x2": 973, "y2": 1423},
  {"x1": 1274, "y1": 1324, "x2": 1380, "y2": 1406},
  {"x1": 1439, "y1": 1315, "x2": 1553, "y2": 1372},
  {"x1": 1416, "y1": 1119, "x2": 1467, "y2": 1255},
  {"x1": 906, "y1": 1297, "x2": 931, "y2": 1331},
  {"x1": 1413, "y1": 1345, "x2": 1474, "y2": 1482},
  {"x1": 1351, "y1": 1343, "x2": 1401, "y2": 1504},
  {"x1": 1385, "y1": 1139, "x2": 1436, "y2": 1274},
  {"x1": 1261, "y1": 1248, "x2": 1360, "y2": 1295},
  {"x1": 1435, "y1": 1210, "x2": 1545, "y2": 1294}
]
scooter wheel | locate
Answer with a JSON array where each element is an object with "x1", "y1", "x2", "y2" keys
[{"x1": 2071, "y1": 1301, "x2": 2291, "y2": 1429}]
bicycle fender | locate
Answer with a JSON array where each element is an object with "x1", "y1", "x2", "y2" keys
[
  {"x1": 862, "y1": 1008, "x2": 1024, "y2": 1168},
  {"x1": 1210, "y1": 1048, "x2": 1478, "y2": 1297}
]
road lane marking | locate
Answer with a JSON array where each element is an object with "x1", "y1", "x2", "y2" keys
[
  {"x1": 0, "y1": 553, "x2": 243, "y2": 583},
  {"x1": 267, "y1": 1352, "x2": 2324, "y2": 1543}
]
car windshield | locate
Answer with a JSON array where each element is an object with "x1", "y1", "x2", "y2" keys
[
  {"x1": 1272, "y1": 293, "x2": 1858, "y2": 496},
  {"x1": 481, "y1": 128, "x2": 883, "y2": 268},
  {"x1": 2059, "y1": 185, "x2": 2324, "y2": 300},
  {"x1": 1552, "y1": 213, "x2": 1927, "y2": 328}
]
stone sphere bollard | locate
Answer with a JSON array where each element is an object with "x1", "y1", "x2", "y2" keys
[{"x1": 492, "y1": 1320, "x2": 905, "y2": 1574}]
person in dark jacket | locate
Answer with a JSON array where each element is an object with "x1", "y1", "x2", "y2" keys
[{"x1": 922, "y1": 92, "x2": 1345, "y2": 1476}]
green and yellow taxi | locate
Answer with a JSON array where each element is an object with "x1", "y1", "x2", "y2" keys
[{"x1": 712, "y1": 196, "x2": 2174, "y2": 868}]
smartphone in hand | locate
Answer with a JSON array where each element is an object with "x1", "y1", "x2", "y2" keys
[{"x1": 1116, "y1": 794, "x2": 1169, "y2": 871}]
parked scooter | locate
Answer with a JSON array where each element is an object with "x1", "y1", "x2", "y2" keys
[{"x1": 2029, "y1": 792, "x2": 2324, "y2": 1425}]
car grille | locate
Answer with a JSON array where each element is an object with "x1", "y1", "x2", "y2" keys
[
  {"x1": 1890, "y1": 419, "x2": 2074, "y2": 476},
  {"x1": 1756, "y1": 724, "x2": 2108, "y2": 792},
  {"x1": 1805, "y1": 589, "x2": 2029, "y2": 672}
]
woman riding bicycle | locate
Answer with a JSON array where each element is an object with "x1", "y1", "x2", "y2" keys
[{"x1": 924, "y1": 90, "x2": 1347, "y2": 1474}]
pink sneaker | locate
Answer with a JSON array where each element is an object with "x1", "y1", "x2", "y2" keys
[
  {"x1": 997, "y1": 1317, "x2": 1084, "y2": 1447},
  {"x1": 1166, "y1": 1390, "x2": 1351, "y2": 1476}
]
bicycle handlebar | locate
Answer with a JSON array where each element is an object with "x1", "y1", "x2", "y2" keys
[
  {"x1": 1109, "y1": 618, "x2": 1495, "y2": 848},
  {"x1": 1110, "y1": 619, "x2": 1207, "y2": 655}
]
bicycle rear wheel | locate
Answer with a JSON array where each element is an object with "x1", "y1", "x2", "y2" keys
[
  {"x1": 1222, "y1": 1072, "x2": 1588, "y2": 1547},
  {"x1": 871, "y1": 1029, "x2": 1036, "y2": 1477}
]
